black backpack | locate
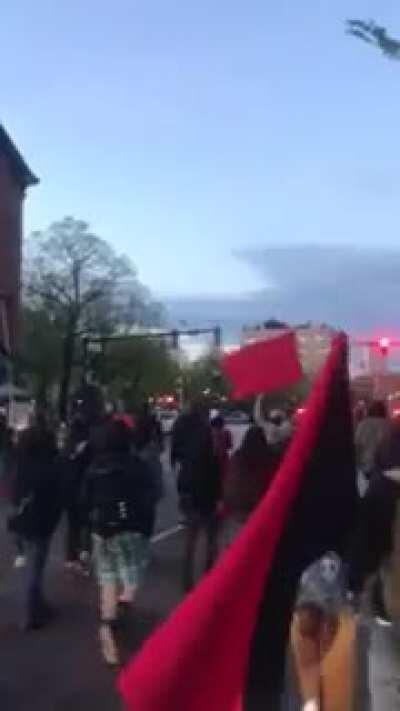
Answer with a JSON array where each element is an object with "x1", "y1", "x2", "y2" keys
[{"x1": 88, "y1": 457, "x2": 136, "y2": 538}]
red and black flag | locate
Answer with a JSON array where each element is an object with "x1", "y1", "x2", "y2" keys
[{"x1": 118, "y1": 334, "x2": 358, "y2": 711}]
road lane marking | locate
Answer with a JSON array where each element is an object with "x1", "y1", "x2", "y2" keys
[{"x1": 151, "y1": 525, "x2": 183, "y2": 544}]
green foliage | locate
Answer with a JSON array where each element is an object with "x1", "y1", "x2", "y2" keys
[
  {"x1": 347, "y1": 19, "x2": 400, "y2": 59},
  {"x1": 94, "y1": 338, "x2": 180, "y2": 411},
  {"x1": 181, "y1": 353, "x2": 228, "y2": 404},
  {"x1": 18, "y1": 306, "x2": 63, "y2": 404}
]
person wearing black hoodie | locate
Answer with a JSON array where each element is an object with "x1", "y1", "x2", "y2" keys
[
  {"x1": 62, "y1": 416, "x2": 91, "y2": 571},
  {"x1": 171, "y1": 403, "x2": 221, "y2": 591},
  {"x1": 133, "y1": 407, "x2": 164, "y2": 540},
  {"x1": 81, "y1": 419, "x2": 157, "y2": 665},
  {"x1": 349, "y1": 417, "x2": 400, "y2": 709},
  {"x1": 10, "y1": 418, "x2": 61, "y2": 629}
]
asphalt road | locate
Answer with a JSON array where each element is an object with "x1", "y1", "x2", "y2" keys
[
  {"x1": 0, "y1": 440, "x2": 185, "y2": 711},
  {"x1": 0, "y1": 428, "x2": 249, "y2": 711},
  {"x1": 0, "y1": 508, "x2": 185, "y2": 711},
  {"x1": 0, "y1": 427, "x2": 228, "y2": 711}
]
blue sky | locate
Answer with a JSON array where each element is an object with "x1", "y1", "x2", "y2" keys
[{"x1": 2, "y1": 1, "x2": 400, "y2": 313}]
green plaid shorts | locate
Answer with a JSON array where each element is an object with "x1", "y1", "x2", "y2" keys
[{"x1": 92, "y1": 531, "x2": 149, "y2": 587}]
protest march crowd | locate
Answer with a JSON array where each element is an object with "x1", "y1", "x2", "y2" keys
[
  {"x1": 1, "y1": 340, "x2": 400, "y2": 711},
  {"x1": 0, "y1": 399, "x2": 292, "y2": 661}
]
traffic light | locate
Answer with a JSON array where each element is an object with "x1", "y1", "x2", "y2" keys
[{"x1": 379, "y1": 337, "x2": 390, "y2": 356}]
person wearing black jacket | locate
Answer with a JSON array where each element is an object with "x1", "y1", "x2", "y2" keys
[
  {"x1": 81, "y1": 419, "x2": 157, "y2": 666},
  {"x1": 134, "y1": 402, "x2": 163, "y2": 455},
  {"x1": 349, "y1": 418, "x2": 400, "y2": 709},
  {"x1": 62, "y1": 416, "x2": 91, "y2": 571},
  {"x1": 11, "y1": 420, "x2": 61, "y2": 630},
  {"x1": 171, "y1": 404, "x2": 221, "y2": 591},
  {"x1": 133, "y1": 408, "x2": 164, "y2": 539}
]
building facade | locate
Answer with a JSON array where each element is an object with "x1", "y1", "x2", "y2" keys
[
  {"x1": 241, "y1": 321, "x2": 335, "y2": 377},
  {"x1": 0, "y1": 125, "x2": 38, "y2": 353}
]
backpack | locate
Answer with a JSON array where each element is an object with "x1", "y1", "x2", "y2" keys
[{"x1": 88, "y1": 457, "x2": 136, "y2": 538}]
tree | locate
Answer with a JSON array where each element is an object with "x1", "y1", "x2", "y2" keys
[
  {"x1": 18, "y1": 306, "x2": 63, "y2": 405},
  {"x1": 181, "y1": 353, "x2": 229, "y2": 404},
  {"x1": 346, "y1": 19, "x2": 400, "y2": 59},
  {"x1": 95, "y1": 338, "x2": 181, "y2": 411},
  {"x1": 26, "y1": 217, "x2": 162, "y2": 418},
  {"x1": 258, "y1": 376, "x2": 312, "y2": 417}
]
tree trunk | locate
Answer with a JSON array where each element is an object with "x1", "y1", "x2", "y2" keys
[{"x1": 58, "y1": 328, "x2": 75, "y2": 421}]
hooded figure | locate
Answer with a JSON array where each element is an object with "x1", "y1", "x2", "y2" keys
[{"x1": 349, "y1": 418, "x2": 400, "y2": 709}]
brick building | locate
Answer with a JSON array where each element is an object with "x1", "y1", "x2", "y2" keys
[
  {"x1": 241, "y1": 320, "x2": 335, "y2": 377},
  {"x1": 0, "y1": 125, "x2": 38, "y2": 353}
]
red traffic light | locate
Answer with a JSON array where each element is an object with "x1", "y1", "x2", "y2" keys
[{"x1": 379, "y1": 337, "x2": 390, "y2": 355}]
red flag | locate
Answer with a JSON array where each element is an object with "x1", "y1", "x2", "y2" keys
[
  {"x1": 222, "y1": 331, "x2": 302, "y2": 399},
  {"x1": 118, "y1": 335, "x2": 357, "y2": 711}
]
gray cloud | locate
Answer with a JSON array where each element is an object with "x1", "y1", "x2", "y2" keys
[{"x1": 167, "y1": 246, "x2": 400, "y2": 340}]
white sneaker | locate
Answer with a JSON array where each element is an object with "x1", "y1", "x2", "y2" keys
[
  {"x1": 14, "y1": 555, "x2": 27, "y2": 569},
  {"x1": 99, "y1": 624, "x2": 119, "y2": 666}
]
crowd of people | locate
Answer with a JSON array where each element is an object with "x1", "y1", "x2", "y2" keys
[
  {"x1": 171, "y1": 403, "x2": 292, "y2": 592},
  {"x1": 0, "y1": 404, "x2": 164, "y2": 666},
  {"x1": 0, "y1": 397, "x2": 294, "y2": 670},
  {"x1": 350, "y1": 400, "x2": 400, "y2": 709},
  {"x1": 3, "y1": 392, "x2": 399, "y2": 708},
  {"x1": 290, "y1": 399, "x2": 400, "y2": 711}
]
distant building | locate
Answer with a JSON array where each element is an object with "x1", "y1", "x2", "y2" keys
[
  {"x1": 241, "y1": 320, "x2": 335, "y2": 376},
  {"x1": 352, "y1": 374, "x2": 400, "y2": 403},
  {"x1": 296, "y1": 324, "x2": 336, "y2": 376},
  {"x1": 0, "y1": 125, "x2": 38, "y2": 353}
]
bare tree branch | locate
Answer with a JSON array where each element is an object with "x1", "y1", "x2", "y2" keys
[
  {"x1": 25, "y1": 216, "x2": 164, "y2": 417},
  {"x1": 347, "y1": 19, "x2": 400, "y2": 59}
]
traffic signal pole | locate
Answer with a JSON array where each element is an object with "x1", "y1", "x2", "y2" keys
[{"x1": 82, "y1": 326, "x2": 223, "y2": 383}]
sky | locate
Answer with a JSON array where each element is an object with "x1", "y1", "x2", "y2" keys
[{"x1": 2, "y1": 0, "x2": 400, "y2": 335}]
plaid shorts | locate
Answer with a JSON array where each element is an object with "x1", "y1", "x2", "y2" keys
[{"x1": 92, "y1": 531, "x2": 149, "y2": 587}]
